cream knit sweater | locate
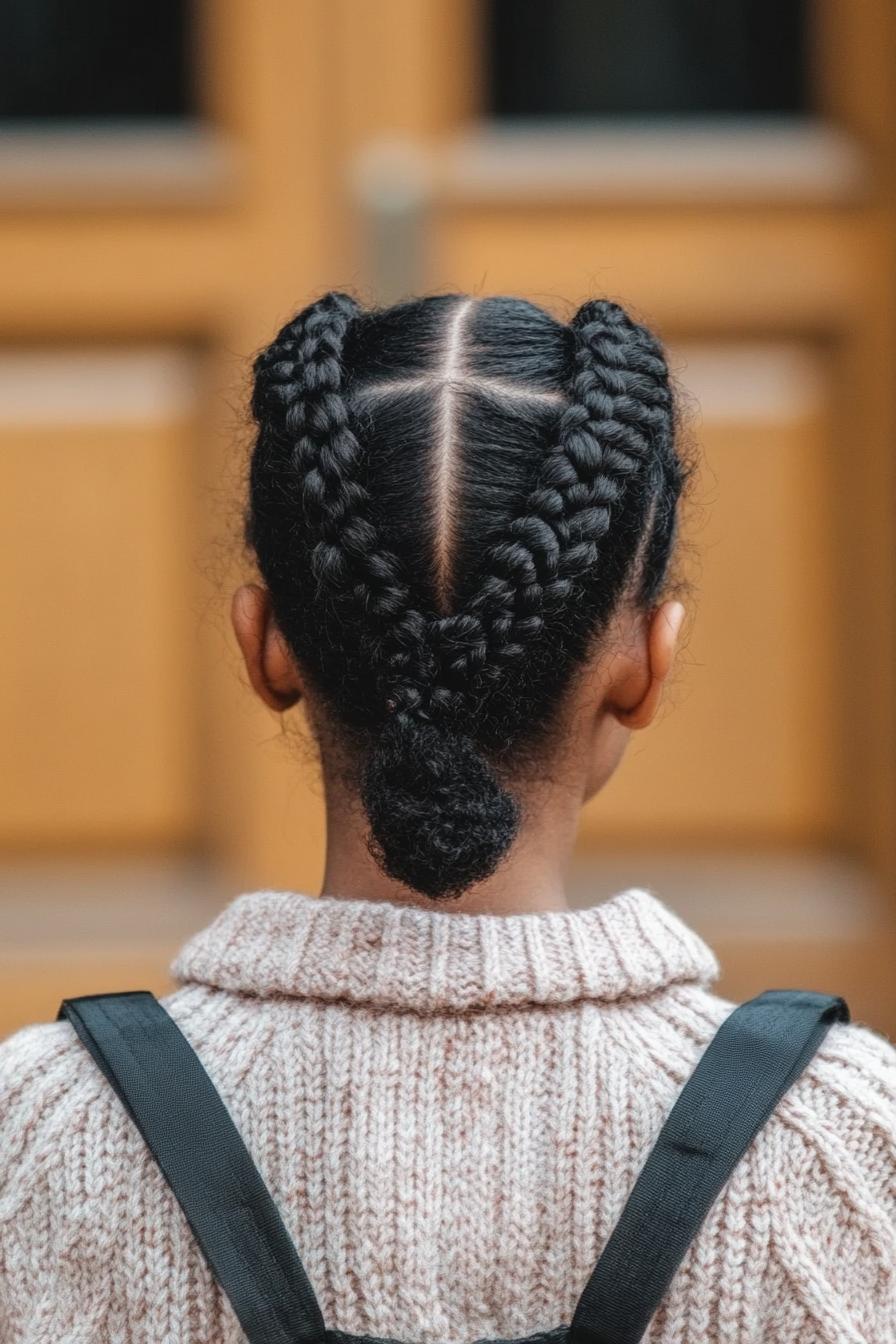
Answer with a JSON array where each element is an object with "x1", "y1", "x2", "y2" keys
[{"x1": 1, "y1": 886, "x2": 895, "y2": 1344}]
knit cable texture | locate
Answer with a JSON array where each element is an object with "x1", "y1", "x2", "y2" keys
[{"x1": 1, "y1": 886, "x2": 894, "y2": 1343}]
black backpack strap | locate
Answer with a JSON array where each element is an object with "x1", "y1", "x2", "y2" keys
[
  {"x1": 569, "y1": 988, "x2": 850, "y2": 1344},
  {"x1": 57, "y1": 990, "x2": 327, "y2": 1344}
]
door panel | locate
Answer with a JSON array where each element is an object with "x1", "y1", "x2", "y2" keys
[{"x1": 0, "y1": 348, "x2": 199, "y2": 845}]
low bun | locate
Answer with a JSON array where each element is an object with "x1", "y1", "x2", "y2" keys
[{"x1": 360, "y1": 713, "x2": 520, "y2": 901}]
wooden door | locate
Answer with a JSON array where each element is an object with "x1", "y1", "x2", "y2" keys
[{"x1": 1, "y1": 1, "x2": 894, "y2": 1036}]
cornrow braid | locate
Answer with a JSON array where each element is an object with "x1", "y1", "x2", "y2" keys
[
  {"x1": 245, "y1": 290, "x2": 686, "y2": 900},
  {"x1": 250, "y1": 290, "x2": 410, "y2": 632},
  {"x1": 381, "y1": 301, "x2": 674, "y2": 723}
]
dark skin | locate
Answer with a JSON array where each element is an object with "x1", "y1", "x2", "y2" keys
[{"x1": 232, "y1": 583, "x2": 685, "y2": 915}]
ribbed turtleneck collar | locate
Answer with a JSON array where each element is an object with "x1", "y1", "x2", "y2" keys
[{"x1": 170, "y1": 887, "x2": 720, "y2": 1014}]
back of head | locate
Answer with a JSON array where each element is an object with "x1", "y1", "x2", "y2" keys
[{"x1": 246, "y1": 291, "x2": 685, "y2": 900}]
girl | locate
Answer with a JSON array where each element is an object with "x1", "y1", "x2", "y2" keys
[{"x1": 1, "y1": 291, "x2": 894, "y2": 1342}]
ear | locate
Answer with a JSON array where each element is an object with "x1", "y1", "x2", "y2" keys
[
  {"x1": 231, "y1": 583, "x2": 303, "y2": 712},
  {"x1": 610, "y1": 600, "x2": 685, "y2": 731}
]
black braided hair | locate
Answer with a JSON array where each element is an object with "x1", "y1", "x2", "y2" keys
[{"x1": 246, "y1": 291, "x2": 687, "y2": 900}]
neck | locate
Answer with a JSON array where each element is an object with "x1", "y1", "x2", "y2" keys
[{"x1": 320, "y1": 767, "x2": 584, "y2": 915}]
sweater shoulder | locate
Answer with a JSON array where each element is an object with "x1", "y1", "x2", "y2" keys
[
  {"x1": 673, "y1": 985, "x2": 896, "y2": 1187},
  {"x1": 0, "y1": 984, "x2": 219, "y2": 1196},
  {"x1": 769, "y1": 1010, "x2": 896, "y2": 1204},
  {"x1": 0, "y1": 985, "x2": 238, "y2": 1340},
  {"x1": 766, "y1": 1015, "x2": 896, "y2": 1335},
  {"x1": 0, "y1": 1014, "x2": 93, "y2": 1153},
  {"x1": 655, "y1": 987, "x2": 896, "y2": 1336},
  {"x1": 663, "y1": 982, "x2": 896, "y2": 1110},
  {"x1": 734, "y1": 1003, "x2": 896, "y2": 1336},
  {"x1": 0, "y1": 983, "x2": 213, "y2": 1091}
]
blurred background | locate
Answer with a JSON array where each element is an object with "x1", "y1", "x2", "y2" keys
[{"x1": 1, "y1": 1, "x2": 894, "y2": 1038}]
